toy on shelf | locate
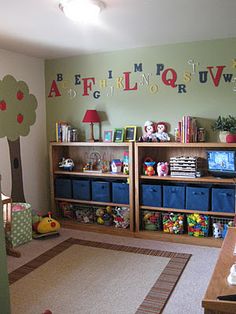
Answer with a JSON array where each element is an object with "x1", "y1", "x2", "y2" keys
[
  {"x1": 113, "y1": 206, "x2": 130, "y2": 228},
  {"x1": 83, "y1": 151, "x2": 103, "y2": 173},
  {"x1": 212, "y1": 222, "x2": 223, "y2": 238},
  {"x1": 162, "y1": 213, "x2": 184, "y2": 234},
  {"x1": 74, "y1": 205, "x2": 95, "y2": 224},
  {"x1": 139, "y1": 121, "x2": 160, "y2": 142},
  {"x1": 58, "y1": 157, "x2": 74, "y2": 171},
  {"x1": 123, "y1": 151, "x2": 129, "y2": 175},
  {"x1": 157, "y1": 162, "x2": 169, "y2": 176},
  {"x1": 187, "y1": 213, "x2": 209, "y2": 237},
  {"x1": 33, "y1": 212, "x2": 60, "y2": 239},
  {"x1": 111, "y1": 159, "x2": 122, "y2": 173},
  {"x1": 212, "y1": 217, "x2": 234, "y2": 239},
  {"x1": 143, "y1": 157, "x2": 156, "y2": 176},
  {"x1": 142, "y1": 211, "x2": 161, "y2": 231},
  {"x1": 95, "y1": 206, "x2": 113, "y2": 226},
  {"x1": 155, "y1": 122, "x2": 170, "y2": 142}
]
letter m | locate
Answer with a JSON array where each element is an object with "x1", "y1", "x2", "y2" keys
[{"x1": 134, "y1": 63, "x2": 143, "y2": 72}]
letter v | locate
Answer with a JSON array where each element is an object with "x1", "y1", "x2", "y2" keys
[{"x1": 207, "y1": 66, "x2": 226, "y2": 87}]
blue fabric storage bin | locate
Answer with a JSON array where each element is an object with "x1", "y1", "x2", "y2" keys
[
  {"x1": 163, "y1": 185, "x2": 185, "y2": 209},
  {"x1": 186, "y1": 186, "x2": 210, "y2": 211},
  {"x1": 212, "y1": 188, "x2": 235, "y2": 213},
  {"x1": 72, "y1": 179, "x2": 91, "y2": 200},
  {"x1": 55, "y1": 178, "x2": 72, "y2": 198},
  {"x1": 141, "y1": 184, "x2": 162, "y2": 207},
  {"x1": 112, "y1": 182, "x2": 129, "y2": 204},
  {"x1": 91, "y1": 181, "x2": 111, "y2": 202}
]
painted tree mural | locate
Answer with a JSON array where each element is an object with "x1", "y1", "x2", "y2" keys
[{"x1": 0, "y1": 75, "x2": 37, "y2": 202}]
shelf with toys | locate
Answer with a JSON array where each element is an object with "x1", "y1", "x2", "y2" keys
[
  {"x1": 134, "y1": 142, "x2": 236, "y2": 247},
  {"x1": 49, "y1": 141, "x2": 134, "y2": 233}
]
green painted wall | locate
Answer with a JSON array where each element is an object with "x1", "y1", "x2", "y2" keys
[
  {"x1": 45, "y1": 38, "x2": 236, "y2": 142},
  {"x1": 0, "y1": 177, "x2": 11, "y2": 314}
]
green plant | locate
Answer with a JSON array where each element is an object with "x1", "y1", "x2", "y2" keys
[{"x1": 212, "y1": 115, "x2": 236, "y2": 133}]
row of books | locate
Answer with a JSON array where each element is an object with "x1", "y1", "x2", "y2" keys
[
  {"x1": 55, "y1": 121, "x2": 78, "y2": 142},
  {"x1": 177, "y1": 116, "x2": 198, "y2": 143}
]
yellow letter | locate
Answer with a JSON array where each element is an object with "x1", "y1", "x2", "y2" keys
[{"x1": 116, "y1": 77, "x2": 124, "y2": 89}]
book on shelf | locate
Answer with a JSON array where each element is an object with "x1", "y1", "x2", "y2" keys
[
  {"x1": 178, "y1": 115, "x2": 198, "y2": 143},
  {"x1": 55, "y1": 121, "x2": 75, "y2": 142}
]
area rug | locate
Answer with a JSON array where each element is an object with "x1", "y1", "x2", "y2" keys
[{"x1": 9, "y1": 238, "x2": 191, "y2": 314}]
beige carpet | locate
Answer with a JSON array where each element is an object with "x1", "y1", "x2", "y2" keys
[{"x1": 9, "y1": 238, "x2": 191, "y2": 314}]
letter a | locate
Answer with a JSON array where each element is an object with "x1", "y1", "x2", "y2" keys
[{"x1": 48, "y1": 80, "x2": 61, "y2": 97}]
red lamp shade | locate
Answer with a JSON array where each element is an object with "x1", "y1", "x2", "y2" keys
[
  {"x1": 82, "y1": 110, "x2": 100, "y2": 142},
  {"x1": 82, "y1": 110, "x2": 100, "y2": 123}
]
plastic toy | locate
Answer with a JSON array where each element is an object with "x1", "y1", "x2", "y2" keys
[
  {"x1": 213, "y1": 222, "x2": 223, "y2": 238},
  {"x1": 157, "y1": 162, "x2": 169, "y2": 176},
  {"x1": 139, "y1": 121, "x2": 160, "y2": 142},
  {"x1": 143, "y1": 157, "x2": 156, "y2": 176},
  {"x1": 95, "y1": 206, "x2": 113, "y2": 225},
  {"x1": 187, "y1": 213, "x2": 209, "y2": 237},
  {"x1": 113, "y1": 206, "x2": 130, "y2": 228},
  {"x1": 163, "y1": 213, "x2": 184, "y2": 234},
  {"x1": 143, "y1": 211, "x2": 161, "y2": 231},
  {"x1": 111, "y1": 159, "x2": 122, "y2": 173},
  {"x1": 58, "y1": 157, "x2": 74, "y2": 171},
  {"x1": 155, "y1": 122, "x2": 170, "y2": 142}
]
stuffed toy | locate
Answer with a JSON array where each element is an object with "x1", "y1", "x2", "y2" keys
[
  {"x1": 156, "y1": 122, "x2": 170, "y2": 142},
  {"x1": 139, "y1": 120, "x2": 160, "y2": 142},
  {"x1": 157, "y1": 162, "x2": 169, "y2": 176}
]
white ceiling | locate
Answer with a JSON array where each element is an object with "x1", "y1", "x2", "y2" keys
[{"x1": 0, "y1": 0, "x2": 236, "y2": 59}]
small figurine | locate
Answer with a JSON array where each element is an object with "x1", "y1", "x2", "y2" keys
[
  {"x1": 157, "y1": 162, "x2": 169, "y2": 176},
  {"x1": 213, "y1": 222, "x2": 223, "y2": 238},
  {"x1": 139, "y1": 121, "x2": 160, "y2": 142},
  {"x1": 58, "y1": 157, "x2": 74, "y2": 171},
  {"x1": 155, "y1": 122, "x2": 170, "y2": 142}
]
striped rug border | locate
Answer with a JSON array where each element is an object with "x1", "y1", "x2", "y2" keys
[{"x1": 9, "y1": 238, "x2": 191, "y2": 314}]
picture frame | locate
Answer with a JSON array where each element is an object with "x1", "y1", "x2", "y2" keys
[
  {"x1": 124, "y1": 126, "x2": 137, "y2": 142},
  {"x1": 113, "y1": 128, "x2": 124, "y2": 142},
  {"x1": 103, "y1": 130, "x2": 113, "y2": 142}
]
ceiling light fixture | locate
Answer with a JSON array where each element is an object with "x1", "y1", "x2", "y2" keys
[{"x1": 59, "y1": 0, "x2": 104, "y2": 23}]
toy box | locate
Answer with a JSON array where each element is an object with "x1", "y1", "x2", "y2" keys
[
  {"x1": 187, "y1": 213, "x2": 210, "y2": 237},
  {"x1": 141, "y1": 184, "x2": 162, "y2": 207},
  {"x1": 7, "y1": 203, "x2": 32, "y2": 247},
  {"x1": 91, "y1": 181, "x2": 111, "y2": 202},
  {"x1": 112, "y1": 182, "x2": 129, "y2": 204},
  {"x1": 142, "y1": 211, "x2": 161, "y2": 231},
  {"x1": 186, "y1": 186, "x2": 210, "y2": 211},
  {"x1": 72, "y1": 179, "x2": 91, "y2": 200},
  {"x1": 74, "y1": 205, "x2": 95, "y2": 224},
  {"x1": 212, "y1": 188, "x2": 235, "y2": 213},
  {"x1": 113, "y1": 206, "x2": 130, "y2": 228},
  {"x1": 95, "y1": 206, "x2": 114, "y2": 226},
  {"x1": 211, "y1": 216, "x2": 234, "y2": 239},
  {"x1": 55, "y1": 178, "x2": 72, "y2": 198},
  {"x1": 162, "y1": 212, "x2": 184, "y2": 234},
  {"x1": 163, "y1": 185, "x2": 185, "y2": 209}
]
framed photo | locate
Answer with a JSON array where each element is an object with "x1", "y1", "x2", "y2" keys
[
  {"x1": 124, "y1": 126, "x2": 137, "y2": 142},
  {"x1": 113, "y1": 128, "x2": 124, "y2": 142},
  {"x1": 104, "y1": 130, "x2": 113, "y2": 142}
]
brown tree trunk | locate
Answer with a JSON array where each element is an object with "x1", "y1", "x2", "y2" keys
[{"x1": 7, "y1": 138, "x2": 26, "y2": 203}]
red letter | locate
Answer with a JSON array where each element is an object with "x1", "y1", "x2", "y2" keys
[
  {"x1": 123, "y1": 72, "x2": 138, "y2": 91},
  {"x1": 82, "y1": 77, "x2": 95, "y2": 96},
  {"x1": 162, "y1": 68, "x2": 177, "y2": 88},
  {"x1": 48, "y1": 80, "x2": 61, "y2": 97},
  {"x1": 207, "y1": 65, "x2": 226, "y2": 87}
]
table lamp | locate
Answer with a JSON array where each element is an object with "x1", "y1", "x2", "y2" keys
[{"x1": 82, "y1": 109, "x2": 101, "y2": 142}]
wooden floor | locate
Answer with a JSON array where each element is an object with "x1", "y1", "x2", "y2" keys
[{"x1": 60, "y1": 219, "x2": 223, "y2": 248}]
